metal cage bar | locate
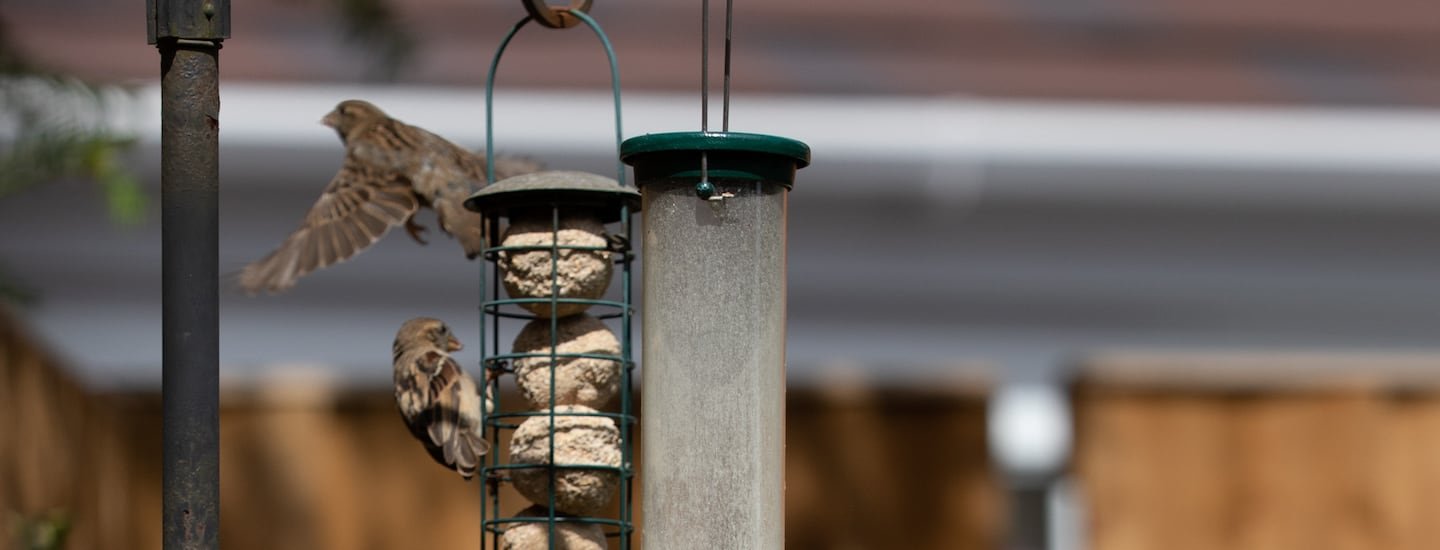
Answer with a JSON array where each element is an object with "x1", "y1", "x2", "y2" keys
[{"x1": 477, "y1": 202, "x2": 636, "y2": 549}]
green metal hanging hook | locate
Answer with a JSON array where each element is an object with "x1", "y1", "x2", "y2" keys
[{"x1": 484, "y1": 8, "x2": 627, "y2": 186}]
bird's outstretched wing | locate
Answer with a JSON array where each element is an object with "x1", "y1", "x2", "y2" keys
[{"x1": 238, "y1": 158, "x2": 419, "y2": 294}]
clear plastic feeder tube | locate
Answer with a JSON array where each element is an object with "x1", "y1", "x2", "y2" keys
[{"x1": 622, "y1": 131, "x2": 809, "y2": 550}]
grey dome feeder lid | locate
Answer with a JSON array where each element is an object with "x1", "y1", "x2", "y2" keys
[{"x1": 463, "y1": 170, "x2": 641, "y2": 222}]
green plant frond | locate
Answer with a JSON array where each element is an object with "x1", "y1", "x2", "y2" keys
[
  {"x1": 98, "y1": 168, "x2": 148, "y2": 226},
  {"x1": 7, "y1": 509, "x2": 71, "y2": 550},
  {"x1": 1, "y1": 73, "x2": 144, "y2": 225}
]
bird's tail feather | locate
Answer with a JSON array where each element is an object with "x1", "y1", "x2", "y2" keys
[{"x1": 429, "y1": 410, "x2": 489, "y2": 479}]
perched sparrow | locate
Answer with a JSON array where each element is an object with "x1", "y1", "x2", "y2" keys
[
  {"x1": 237, "y1": 99, "x2": 543, "y2": 294},
  {"x1": 392, "y1": 317, "x2": 494, "y2": 479}
]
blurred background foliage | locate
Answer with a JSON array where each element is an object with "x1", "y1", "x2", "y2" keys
[
  {"x1": 0, "y1": 15, "x2": 142, "y2": 306},
  {"x1": 0, "y1": 0, "x2": 415, "y2": 221},
  {"x1": 0, "y1": 0, "x2": 412, "y2": 305},
  {"x1": 7, "y1": 510, "x2": 71, "y2": 550},
  {"x1": 332, "y1": 0, "x2": 416, "y2": 81},
  {"x1": 0, "y1": 17, "x2": 144, "y2": 226}
]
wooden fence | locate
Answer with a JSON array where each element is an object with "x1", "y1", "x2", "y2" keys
[
  {"x1": 17, "y1": 306, "x2": 1440, "y2": 550},
  {"x1": 1, "y1": 310, "x2": 998, "y2": 549},
  {"x1": 1073, "y1": 353, "x2": 1440, "y2": 550}
]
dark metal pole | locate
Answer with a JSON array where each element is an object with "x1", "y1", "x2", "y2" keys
[
  {"x1": 1007, "y1": 485, "x2": 1050, "y2": 550},
  {"x1": 149, "y1": 1, "x2": 227, "y2": 548}
]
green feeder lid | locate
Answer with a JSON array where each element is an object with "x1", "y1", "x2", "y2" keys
[
  {"x1": 463, "y1": 170, "x2": 641, "y2": 222},
  {"x1": 620, "y1": 131, "x2": 810, "y2": 188}
]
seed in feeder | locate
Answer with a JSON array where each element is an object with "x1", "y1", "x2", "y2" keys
[
  {"x1": 501, "y1": 505, "x2": 607, "y2": 550},
  {"x1": 510, "y1": 405, "x2": 621, "y2": 516},
  {"x1": 512, "y1": 315, "x2": 622, "y2": 411},
  {"x1": 498, "y1": 213, "x2": 612, "y2": 318}
]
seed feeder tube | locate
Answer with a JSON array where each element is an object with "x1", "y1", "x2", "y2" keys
[{"x1": 621, "y1": 131, "x2": 810, "y2": 549}]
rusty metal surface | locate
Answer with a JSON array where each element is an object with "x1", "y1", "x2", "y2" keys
[{"x1": 159, "y1": 40, "x2": 221, "y2": 550}]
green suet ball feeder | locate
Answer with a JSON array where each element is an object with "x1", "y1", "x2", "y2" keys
[{"x1": 469, "y1": 2, "x2": 638, "y2": 549}]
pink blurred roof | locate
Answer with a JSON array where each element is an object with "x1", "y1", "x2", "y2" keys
[{"x1": 8, "y1": 0, "x2": 1440, "y2": 104}]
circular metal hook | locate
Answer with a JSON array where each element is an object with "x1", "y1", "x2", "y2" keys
[{"x1": 522, "y1": 0, "x2": 594, "y2": 29}]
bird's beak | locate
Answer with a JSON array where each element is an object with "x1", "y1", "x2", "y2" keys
[
  {"x1": 447, "y1": 335, "x2": 463, "y2": 352},
  {"x1": 321, "y1": 111, "x2": 340, "y2": 128}
]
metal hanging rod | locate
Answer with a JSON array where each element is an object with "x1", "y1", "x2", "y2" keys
[{"x1": 698, "y1": 0, "x2": 736, "y2": 196}]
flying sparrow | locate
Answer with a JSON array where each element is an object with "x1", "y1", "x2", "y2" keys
[
  {"x1": 237, "y1": 99, "x2": 543, "y2": 294},
  {"x1": 392, "y1": 317, "x2": 494, "y2": 479}
]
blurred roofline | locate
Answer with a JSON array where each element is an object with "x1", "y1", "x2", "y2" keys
[
  {"x1": 101, "y1": 82, "x2": 1440, "y2": 170},
  {"x1": 12, "y1": 82, "x2": 1440, "y2": 390},
  {"x1": 93, "y1": 82, "x2": 1440, "y2": 213}
]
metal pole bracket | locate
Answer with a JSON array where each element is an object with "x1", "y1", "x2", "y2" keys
[{"x1": 148, "y1": 0, "x2": 230, "y2": 44}]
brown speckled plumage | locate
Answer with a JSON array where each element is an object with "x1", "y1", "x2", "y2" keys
[
  {"x1": 238, "y1": 99, "x2": 543, "y2": 294},
  {"x1": 392, "y1": 317, "x2": 493, "y2": 479}
]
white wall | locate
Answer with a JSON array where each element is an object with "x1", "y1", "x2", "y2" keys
[{"x1": 6, "y1": 84, "x2": 1440, "y2": 389}]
